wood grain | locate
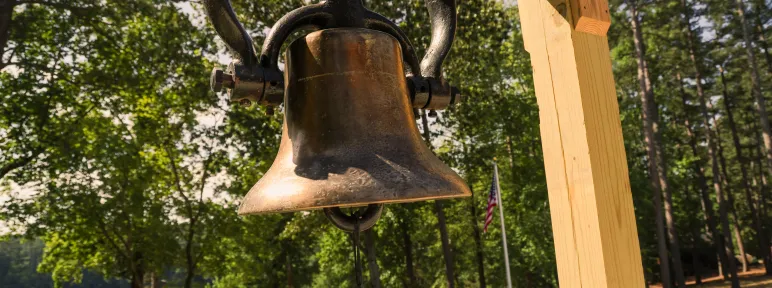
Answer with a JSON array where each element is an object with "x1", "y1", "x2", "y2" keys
[
  {"x1": 571, "y1": 0, "x2": 611, "y2": 35},
  {"x1": 518, "y1": 0, "x2": 645, "y2": 286}
]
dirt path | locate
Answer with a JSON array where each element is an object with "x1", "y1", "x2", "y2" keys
[{"x1": 650, "y1": 267, "x2": 772, "y2": 287}]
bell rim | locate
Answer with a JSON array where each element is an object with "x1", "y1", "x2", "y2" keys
[{"x1": 237, "y1": 188, "x2": 471, "y2": 216}]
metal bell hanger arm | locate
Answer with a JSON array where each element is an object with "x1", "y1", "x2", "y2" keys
[
  {"x1": 421, "y1": 0, "x2": 456, "y2": 80},
  {"x1": 204, "y1": 0, "x2": 461, "y2": 109},
  {"x1": 203, "y1": 0, "x2": 285, "y2": 106},
  {"x1": 409, "y1": 0, "x2": 462, "y2": 111},
  {"x1": 259, "y1": 0, "x2": 422, "y2": 77},
  {"x1": 258, "y1": 3, "x2": 328, "y2": 70},
  {"x1": 202, "y1": 0, "x2": 258, "y2": 66}
]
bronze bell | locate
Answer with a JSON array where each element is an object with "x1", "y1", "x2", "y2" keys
[
  {"x1": 238, "y1": 28, "x2": 471, "y2": 217},
  {"x1": 203, "y1": 0, "x2": 468, "y2": 231}
]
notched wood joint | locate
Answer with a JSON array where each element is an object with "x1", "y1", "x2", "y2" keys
[{"x1": 569, "y1": 0, "x2": 611, "y2": 36}]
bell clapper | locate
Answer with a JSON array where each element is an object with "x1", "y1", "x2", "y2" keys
[
  {"x1": 324, "y1": 206, "x2": 377, "y2": 288},
  {"x1": 323, "y1": 204, "x2": 383, "y2": 233},
  {"x1": 352, "y1": 211, "x2": 363, "y2": 287}
]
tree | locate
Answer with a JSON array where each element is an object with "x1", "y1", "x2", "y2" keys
[
  {"x1": 0, "y1": 0, "x2": 102, "y2": 181},
  {"x1": 4, "y1": 0, "x2": 771, "y2": 286},
  {"x1": 676, "y1": 71, "x2": 732, "y2": 280},
  {"x1": 679, "y1": 0, "x2": 741, "y2": 286},
  {"x1": 421, "y1": 109, "x2": 457, "y2": 288},
  {"x1": 728, "y1": 0, "x2": 772, "y2": 275},
  {"x1": 364, "y1": 229, "x2": 382, "y2": 288},
  {"x1": 627, "y1": 1, "x2": 682, "y2": 285},
  {"x1": 0, "y1": 1, "x2": 236, "y2": 287}
]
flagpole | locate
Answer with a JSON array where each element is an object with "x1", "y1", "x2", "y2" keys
[{"x1": 494, "y1": 163, "x2": 513, "y2": 288}]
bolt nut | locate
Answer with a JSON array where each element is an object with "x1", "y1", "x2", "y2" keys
[
  {"x1": 211, "y1": 68, "x2": 235, "y2": 93},
  {"x1": 428, "y1": 110, "x2": 438, "y2": 118},
  {"x1": 239, "y1": 99, "x2": 252, "y2": 107}
]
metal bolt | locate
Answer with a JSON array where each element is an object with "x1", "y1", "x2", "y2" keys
[
  {"x1": 211, "y1": 68, "x2": 235, "y2": 93},
  {"x1": 239, "y1": 99, "x2": 252, "y2": 107}
]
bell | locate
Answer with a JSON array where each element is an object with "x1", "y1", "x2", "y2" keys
[{"x1": 238, "y1": 28, "x2": 471, "y2": 216}]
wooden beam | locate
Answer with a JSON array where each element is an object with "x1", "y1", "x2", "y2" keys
[
  {"x1": 518, "y1": 0, "x2": 645, "y2": 287},
  {"x1": 570, "y1": 0, "x2": 611, "y2": 35}
]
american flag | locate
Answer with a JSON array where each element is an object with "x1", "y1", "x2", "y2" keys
[{"x1": 483, "y1": 169, "x2": 500, "y2": 233}]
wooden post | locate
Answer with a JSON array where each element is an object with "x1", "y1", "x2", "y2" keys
[{"x1": 518, "y1": 0, "x2": 645, "y2": 287}]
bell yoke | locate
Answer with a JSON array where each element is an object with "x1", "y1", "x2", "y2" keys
[{"x1": 204, "y1": 0, "x2": 469, "y2": 232}]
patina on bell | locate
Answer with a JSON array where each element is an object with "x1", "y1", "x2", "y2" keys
[{"x1": 238, "y1": 28, "x2": 470, "y2": 216}]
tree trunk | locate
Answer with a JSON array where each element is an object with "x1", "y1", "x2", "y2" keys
[
  {"x1": 680, "y1": 1, "x2": 740, "y2": 285},
  {"x1": 692, "y1": 249, "x2": 703, "y2": 284},
  {"x1": 686, "y1": 186, "x2": 704, "y2": 285},
  {"x1": 131, "y1": 252, "x2": 144, "y2": 288},
  {"x1": 719, "y1": 66, "x2": 766, "y2": 273},
  {"x1": 710, "y1": 106, "x2": 751, "y2": 273},
  {"x1": 434, "y1": 200, "x2": 455, "y2": 288},
  {"x1": 131, "y1": 275, "x2": 143, "y2": 288},
  {"x1": 0, "y1": 0, "x2": 16, "y2": 69},
  {"x1": 677, "y1": 73, "x2": 732, "y2": 279},
  {"x1": 754, "y1": 133, "x2": 772, "y2": 263},
  {"x1": 754, "y1": 141, "x2": 771, "y2": 220},
  {"x1": 752, "y1": 0, "x2": 772, "y2": 73},
  {"x1": 691, "y1": 227, "x2": 703, "y2": 285},
  {"x1": 690, "y1": 51, "x2": 742, "y2": 288},
  {"x1": 732, "y1": 7, "x2": 772, "y2": 273},
  {"x1": 184, "y1": 218, "x2": 197, "y2": 288},
  {"x1": 762, "y1": 165, "x2": 771, "y2": 224},
  {"x1": 662, "y1": 176, "x2": 686, "y2": 287},
  {"x1": 399, "y1": 215, "x2": 417, "y2": 287},
  {"x1": 630, "y1": 5, "x2": 678, "y2": 286},
  {"x1": 0, "y1": 149, "x2": 44, "y2": 180},
  {"x1": 151, "y1": 272, "x2": 161, "y2": 288},
  {"x1": 690, "y1": 60, "x2": 741, "y2": 288},
  {"x1": 467, "y1": 185, "x2": 487, "y2": 288},
  {"x1": 364, "y1": 229, "x2": 382, "y2": 288},
  {"x1": 732, "y1": 221, "x2": 748, "y2": 272},
  {"x1": 286, "y1": 251, "x2": 293, "y2": 288},
  {"x1": 420, "y1": 110, "x2": 455, "y2": 288},
  {"x1": 506, "y1": 136, "x2": 517, "y2": 187},
  {"x1": 715, "y1": 190, "x2": 740, "y2": 287},
  {"x1": 752, "y1": 132, "x2": 772, "y2": 226}
]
